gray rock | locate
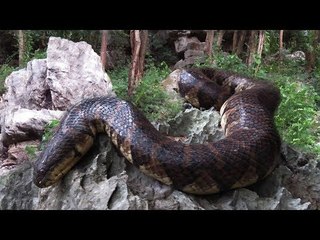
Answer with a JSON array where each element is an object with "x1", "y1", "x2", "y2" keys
[
  {"x1": 46, "y1": 37, "x2": 114, "y2": 110},
  {"x1": 37, "y1": 135, "x2": 147, "y2": 210},
  {"x1": 284, "y1": 158, "x2": 320, "y2": 209},
  {"x1": 184, "y1": 49, "x2": 205, "y2": 59},
  {"x1": 1, "y1": 140, "x2": 40, "y2": 167},
  {"x1": 3, "y1": 59, "x2": 50, "y2": 110},
  {"x1": 174, "y1": 36, "x2": 201, "y2": 53},
  {"x1": 174, "y1": 56, "x2": 206, "y2": 69},
  {"x1": 166, "y1": 107, "x2": 223, "y2": 143},
  {"x1": 25, "y1": 59, "x2": 49, "y2": 110},
  {"x1": 285, "y1": 50, "x2": 305, "y2": 61},
  {"x1": 0, "y1": 162, "x2": 39, "y2": 210},
  {"x1": 1, "y1": 37, "x2": 114, "y2": 149},
  {"x1": 2, "y1": 108, "x2": 64, "y2": 145},
  {"x1": 186, "y1": 41, "x2": 206, "y2": 51}
]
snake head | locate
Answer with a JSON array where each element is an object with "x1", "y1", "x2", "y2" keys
[
  {"x1": 33, "y1": 129, "x2": 94, "y2": 188},
  {"x1": 33, "y1": 133, "x2": 73, "y2": 188}
]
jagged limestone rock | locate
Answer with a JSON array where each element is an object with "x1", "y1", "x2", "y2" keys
[
  {"x1": 2, "y1": 108, "x2": 64, "y2": 145},
  {"x1": 1, "y1": 36, "x2": 114, "y2": 152},
  {"x1": 0, "y1": 162, "x2": 39, "y2": 210},
  {"x1": 46, "y1": 37, "x2": 114, "y2": 110}
]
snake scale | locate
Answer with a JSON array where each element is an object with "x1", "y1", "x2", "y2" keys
[{"x1": 33, "y1": 68, "x2": 281, "y2": 194}]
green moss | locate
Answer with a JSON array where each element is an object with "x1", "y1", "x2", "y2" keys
[{"x1": 109, "y1": 62, "x2": 182, "y2": 123}]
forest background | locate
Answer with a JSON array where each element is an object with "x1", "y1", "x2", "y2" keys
[{"x1": 0, "y1": 30, "x2": 319, "y2": 157}]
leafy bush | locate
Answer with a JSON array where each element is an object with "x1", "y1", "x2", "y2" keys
[
  {"x1": 108, "y1": 65, "x2": 130, "y2": 100},
  {"x1": 194, "y1": 51, "x2": 248, "y2": 74},
  {"x1": 215, "y1": 52, "x2": 248, "y2": 74},
  {"x1": 133, "y1": 62, "x2": 182, "y2": 121},
  {"x1": 40, "y1": 119, "x2": 60, "y2": 150},
  {"x1": 109, "y1": 62, "x2": 182, "y2": 122},
  {"x1": 0, "y1": 64, "x2": 15, "y2": 94},
  {"x1": 273, "y1": 77, "x2": 320, "y2": 153}
]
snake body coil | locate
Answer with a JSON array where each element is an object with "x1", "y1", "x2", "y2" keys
[{"x1": 33, "y1": 68, "x2": 281, "y2": 194}]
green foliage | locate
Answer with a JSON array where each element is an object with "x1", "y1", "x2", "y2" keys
[
  {"x1": 25, "y1": 30, "x2": 102, "y2": 53},
  {"x1": 133, "y1": 62, "x2": 182, "y2": 121},
  {"x1": 32, "y1": 49, "x2": 47, "y2": 60},
  {"x1": 263, "y1": 30, "x2": 280, "y2": 55},
  {"x1": 273, "y1": 77, "x2": 320, "y2": 153},
  {"x1": 19, "y1": 31, "x2": 47, "y2": 67},
  {"x1": 23, "y1": 30, "x2": 130, "y2": 68},
  {"x1": 0, "y1": 42, "x2": 47, "y2": 95},
  {"x1": 40, "y1": 119, "x2": 60, "y2": 150},
  {"x1": 194, "y1": 51, "x2": 248, "y2": 74},
  {"x1": 109, "y1": 62, "x2": 182, "y2": 122},
  {"x1": 215, "y1": 52, "x2": 248, "y2": 73},
  {"x1": 0, "y1": 64, "x2": 15, "y2": 94},
  {"x1": 25, "y1": 145, "x2": 37, "y2": 159},
  {"x1": 108, "y1": 64, "x2": 130, "y2": 99}
]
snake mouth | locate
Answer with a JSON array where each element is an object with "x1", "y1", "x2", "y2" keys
[
  {"x1": 33, "y1": 131, "x2": 95, "y2": 188},
  {"x1": 34, "y1": 177, "x2": 56, "y2": 188},
  {"x1": 33, "y1": 139, "x2": 95, "y2": 188},
  {"x1": 33, "y1": 165, "x2": 62, "y2": 188},
  {"x1": 33, "y1": 168, "x2": 54, "y2": 188},
  {"x1": 33, "y1": 166, "x2": 74, "y2": 188}
]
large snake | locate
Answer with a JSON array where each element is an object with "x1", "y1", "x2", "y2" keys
[{"x1": 33, "y1": 68, "x2": 281, "y2": 194}]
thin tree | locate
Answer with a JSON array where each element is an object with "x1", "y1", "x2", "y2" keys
[
  {"x1": 128, "y1": 30, "x2": 148, "y2": 97},
  {"x1": 138, "y1": 30, "x2": 148, "y2": 80},
  {"x1": 18, "y1": 30, "x2": 25, "y2": 66},
  {"x1": 236, "y1": 30, "x2": 246, "y2": 56},
  {"x1": 232, "y1": 30, "x2": 238, "y2": 54},
  {"x1": 246, "y1": 30, "x2": 257, "y2": 66},
  {"x1": 257, "y1": 30, "x2": 265, "y2": 58},
  {"x1": 205, "y1": 30, "x2": 215, "y2": 59},
  {"x1": 100, "y1": 30, "x2": 108, "y2": 71},
  {"x1": 216, "y1": 30, "x2": 225, "y2": 49},
  {"x1": 305, "y1": 30, "x2": 319, "y2": 73},
  {"x1": 279, "y1": 30, "x2": 284, "y2": 61}
]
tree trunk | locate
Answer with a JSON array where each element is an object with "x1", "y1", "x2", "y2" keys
[
  {"x1": 128, "y1": 30, "x2": 148, "y2": 97},
  {"x1": 18, "y1": 30, "x2": 25, "y2": 66},
  {"x1": 232, "y1": 30, "x2": 238, "y2": 54},
  {"x1": 137, "y1": 30, "x2": 148, "y2": 80},
  {"x1": 205, "y1": 30, "x2": 215, "y2": 58},
  {"x1": 236, "y1": 30, "x2": 246, "y2": 56},
  {"x1": 257, "y1": 30, "x2": 265, "y2": 58},
  {"x1": 305, "y1": 30, "x2": 319, "y2": 73},
  {"x1": 216, "y1": 30, "x2": 225, "y2": 49},
  {"x1": 246, "y1": 30, "x2": 257, "y2": 66},
  {"x1": 279, "y1": 30, "x2": 284, "y2": 61},
  {"x1": 41, "y1": 31, "x2": 46, "y2": 48},
  {"x1": 100, "y1": 30, "x2": 108, "y2": 71},
  {"x1": 305, "y1": 51, "x2": 315, "y2": 73}
]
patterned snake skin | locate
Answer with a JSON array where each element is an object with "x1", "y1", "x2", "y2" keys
[{"x1": 33, "y1": 68, "x2": 281, "y2": 194}]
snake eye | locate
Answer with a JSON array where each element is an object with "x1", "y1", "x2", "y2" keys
[{"x1": 173, "y1": 88, "x2": 178, "y2": 92}]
